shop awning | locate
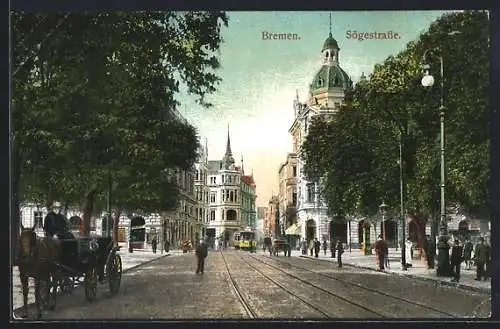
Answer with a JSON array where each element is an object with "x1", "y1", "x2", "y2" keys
[{"x1": 285, "y1": 224, "x2": 300, "y2": 235}]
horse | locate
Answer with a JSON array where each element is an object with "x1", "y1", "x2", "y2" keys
[{"x1": 16, "y1": 223, "x2": 62, "y2": 319}]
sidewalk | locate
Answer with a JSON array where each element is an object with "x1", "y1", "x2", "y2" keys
[
  {"x1": 11, "y1": 247, "x2": 183, "y2": 311},
  {"x1": 288, "y1": 248, "x2": 490, "y2": 294}
]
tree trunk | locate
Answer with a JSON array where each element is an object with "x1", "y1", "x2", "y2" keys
[
  {"x1": 80, "y1": 190, "x2": 97, "y2": 237},
  {"x1": 112, "y1": 209, "x2": 121, "y2": 247},
  {"x1": 11, "y1": 135, "x2": 21, "y2": 260}
]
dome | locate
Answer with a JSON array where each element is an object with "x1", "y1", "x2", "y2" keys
[
  {"x1": 310, "y1": 64, "x2": 353, "y2": 91},
  {"x1": 322, "y1": 33, "x2": 339, "y2": 52}
]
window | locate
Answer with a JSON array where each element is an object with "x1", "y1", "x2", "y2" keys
[
  {"x1": 196, "y1": 170, "x2": 200, "y2": 181},
  {"x1": 210, "y1": 177, "x2": 216, "y2": 184},
  {"x1": 222, "y1": 175, "x2": 225, "y2": 184},
  {"x1": 235, "y1": 191, "x2": 238, "y2": 203},
  {"x1": 210, "y1": 210, "x2": 215, "y2": 221},
  {"x1": 307, "y1": 183, "x2": 315, "y2": 203},
  {"x1": 210, "y1": 192, "x2": 216, "y2": 203},
  {"x1": 292, "y1": 165, "x2": 297, "y2": 177},
  {"x1": 229, "y1": 191, "x2": 234, "y2": 202},
  {"x1": 34, "y1": 211, "x2": 43, "y2": 228},
  {"x1": 292, "y1": 192, "x2": 297, "y2": 206}
]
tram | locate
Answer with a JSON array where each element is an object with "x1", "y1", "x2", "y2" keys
[
  {"x1": 238, "y1": 228, "x2": 256, "y2": 252},
  {"x1": 233, "y1": 232, "x2": 241, "y2": 249}
]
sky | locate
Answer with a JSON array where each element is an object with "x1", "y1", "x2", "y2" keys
[{"x1": 176, "y1": 10, "x2": 457, "y2": 207}]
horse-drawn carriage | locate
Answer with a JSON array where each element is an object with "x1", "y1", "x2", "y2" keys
[
  {"x1": 16, "y1": 225, "x2": 123, "y2": 319},
  {"x1": 264, "y1": 238, "x2": 290, "y2": 257},
  {"x1": 57, "y1": 235, "x2": 122, "y2": 301}
]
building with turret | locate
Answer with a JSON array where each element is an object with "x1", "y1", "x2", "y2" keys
[
  {"x1": 289, "y1": 19, "x2": 354, "y2": 244},
  {"x1": 206, "y1": 127, "x2": 244, "y2": 247}
]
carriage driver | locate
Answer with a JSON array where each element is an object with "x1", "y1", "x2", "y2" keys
[{"x1": 43, "y1": 202, "x2": 75, "y2": 240}]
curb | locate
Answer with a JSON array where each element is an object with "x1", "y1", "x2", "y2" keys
[
  {"x1": 298, "y1": 255, "x2": 490, "y2": 294},
  {"x1": 12, "y1": 253, "x2": 173, "y2": 317}
]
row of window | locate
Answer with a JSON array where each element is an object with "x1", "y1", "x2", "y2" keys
[
  {"x1": 208, "y1": 189, "x2": 239, "y2": 204},
  {"x1": 208, "y1": 209, "x2": 238, "y2": 222},
  {"x1": 209, "y1": 174, "x2": 240, "y2": 185}
]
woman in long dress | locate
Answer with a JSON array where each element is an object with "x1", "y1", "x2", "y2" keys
[{"x1": 405, "y1": 238, "x2": 413, "y2": 267}]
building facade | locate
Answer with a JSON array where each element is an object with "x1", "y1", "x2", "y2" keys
[
  {"x1": 278, "y1": 153, "x2": 298, "y2": 233},
  {"x1": 206, "y1": 129, "x2": 243, "y2": 246},
  {"x1": 265, "y1": 196, "x2": 279, "y2": 238},
  {"x1": 240, "y1": 165, "x2": 257, "y2": 230},
  {"x1": 194, "y1": 137, "x2": 210, "y2": 241},
  {"x1": 289, "y1": 27, "x2": 353, "y2": 244},
  {"x1": 256, "y1": 206, "x2": 267, "y2": 244}
]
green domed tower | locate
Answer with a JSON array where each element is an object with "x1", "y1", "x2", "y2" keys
[{"x1": 307, "y1": 19, "x2": 353, "y2": 110}]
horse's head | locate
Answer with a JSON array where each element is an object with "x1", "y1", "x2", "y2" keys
[{"x1": 19, "y1": 223, "x2": 37, "y2": 256}]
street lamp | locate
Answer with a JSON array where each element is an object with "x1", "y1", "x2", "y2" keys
[
  {"x1": 379, "y1": 202, "x2": 388, "y2": 241},
  {"x1": 421, "y1": 31, "x2": 461, "y2": 277}
]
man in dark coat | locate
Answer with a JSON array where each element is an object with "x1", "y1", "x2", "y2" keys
[
  {"x1": 450, "y1": 240, "x2": 463, "y2": 282},
  {"x1": 336, "y1": 240, "x2": 344, "y2": 268},
  {"x1": 374, "y1": 235, "x2": 387, "y2": 271},
  {"x1": 151, "y1": 236, "x2": 158, "y2": 254},
  {"x1": 43, "y1": 202, "x2": 74, "y2": 239},
  {"x1": 423, "y1": 235, "x2": 436, "y2": 269},
  {"x1": 195, "y1": 239, "x2": 208, "y2": 275},
  {"x1": 313, "y1": 238, "x2": 321, "y2": 258},
  {"x1": 462, "y1": 239, "x2": 474, "y2": 270},
  {"x1": 474, "y1": 237, "x2": 488, "y2": 281},
  {"x1": 484, "y1": 241, "x2": 491, "y2": 280}
]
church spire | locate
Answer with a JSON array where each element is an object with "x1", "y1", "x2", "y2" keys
[
  {"x1": 225, "y1": 124, "x2": 232, "y2": 156},
  {"x1": 222, "y1": 124, "x2": 235, "y2": 169},
  {"x1": 329, "y1": 12, "x2": 332, "y2": 37}
]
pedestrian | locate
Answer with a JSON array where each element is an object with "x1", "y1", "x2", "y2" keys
[
  {"x1": 164, "y1": 240, "x2": 170, "y2": 253},
  {"x1": 405, "y1": 238, "x2": 413, "y2": 268},
  {"x1": 384, "y1": 243, "x2": 390, "y2": 269},
  {"x1": 374, "y1": 235, "x2": 387, "y2": 271},
  {"x1": 314, "y1": 238, "x2": 321, "y2": 258},
  {"x1": 322, "y1": 240, "x2": 327, "y2": 256},
  {"x1": 330, "y1": 240, "x2": 336, "y2": 258},
  {"x1": 43, "y1": 201, "x2": 75, "y2": 239},
  {"x1": 301, "y1": 239, "x2": 307, "y2": 255},
  {"x1": 195, "y1": 239, "x2": 208, "y2": 275},
  {"x1": 308, "y1": 239, "x2": 314, "y2": 256},
  {"x1": 151, "y1": 236, "x2": 158, "y2": 254},
  {"x1": 462, "y1": 239, "x2": 473, "y2": 270},
  {"x1": 474, "y1": 237, "x2": 488, "y2": 281},
  {"x1": 484, "y1": 240, "x2": 491, "y2": 280},
  {"x1": 336, "y1": 240, "x2": 344, "y2": 268},
  {"x1": 450, "y1": 240, "x2": 463, "y2": 282}
]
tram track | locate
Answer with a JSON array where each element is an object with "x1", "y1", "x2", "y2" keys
[
  {"x1": 222, "y1": 251, "x2": 384, "y2": 318},
  {"x1": 219, "y1": 251, "x2": 257, "y2": 318},
  {"x1": 251, "y1": 254, "x2": 461, "y2": 318}
]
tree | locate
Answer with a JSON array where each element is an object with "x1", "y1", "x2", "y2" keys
[
  {"x1": 11, "y1": 12, "x2": 229, "y2": 241},
  {"x1": 301, "y1": 11, "x2": 490, "y2": 224}
]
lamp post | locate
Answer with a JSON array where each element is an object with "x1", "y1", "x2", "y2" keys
[
  {"x1": 379, "y1": 202, "x2": 388, "y2": 241},
  {"x1": 421, "y1": 31, "x2": 461, "y2": 277}
]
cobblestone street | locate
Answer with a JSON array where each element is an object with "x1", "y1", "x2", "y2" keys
[{"x1": 13, "y1": 250, "x2": 491, "y2": 320}]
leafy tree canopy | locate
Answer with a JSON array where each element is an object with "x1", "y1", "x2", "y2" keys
[
  {"x1": 301, "y1": 11, "x2": 489, "y2": 221},
  {"x1": 12, "y1": 11, "x2": 229, "y2": 216}
]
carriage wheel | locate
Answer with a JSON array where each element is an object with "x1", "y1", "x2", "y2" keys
[
  {"x1": 40, "y1": 274, "x2": 57, "y2": 311},
  {"x1": 84, "y1": 266, "x2": 98, "y2": 302},
  {"x1": 107, "y1": 254, "x2": 122, "y2": 295}
]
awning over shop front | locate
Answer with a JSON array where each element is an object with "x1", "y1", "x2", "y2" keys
[{"x1": 285, "y1": 224, "x2": 300, "y2": 235}]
